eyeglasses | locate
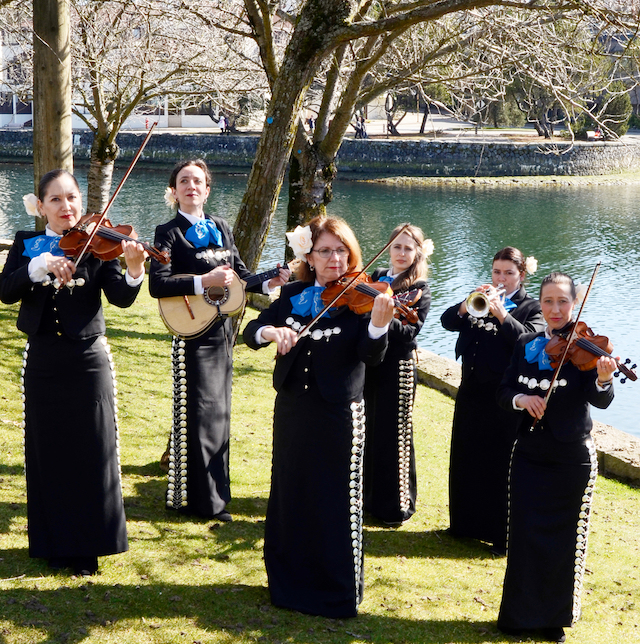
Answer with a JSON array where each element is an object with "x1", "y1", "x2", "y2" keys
[{"x1": 312, "y1": 247, "x2": 349, "y2": 258}]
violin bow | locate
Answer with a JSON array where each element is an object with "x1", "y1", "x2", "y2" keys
[
  {"x1": 71, "y1": 122, "x2": 157, "y2": 268},
  {"x1": 530, "y1": 261, "x2": 601, "y2": 429},
  {"x1": 296, "y1": 223, "x2": 411, "y2": 339}
]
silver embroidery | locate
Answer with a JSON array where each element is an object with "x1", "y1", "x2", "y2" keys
[
  {"x1": 572, "y1": 438, "x2": 598, "y2": 624},
  {"x1": 167, "y1": 337, "x2": 189, "y2": 508},
  {"x1": 397, "y1": 358, "x2": 415, "y2": 514},
  {"x1": 349, "y1": 399, "x2": 366, "y2": 608}
]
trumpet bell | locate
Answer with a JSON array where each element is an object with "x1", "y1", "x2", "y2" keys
[{"x1": 466, "y1": 291, "x2": 491, "y2": 317}]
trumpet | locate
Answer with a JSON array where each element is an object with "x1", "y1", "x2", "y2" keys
[{"x1": 466, "y1": 284, "x2": 506, "y2": 318}]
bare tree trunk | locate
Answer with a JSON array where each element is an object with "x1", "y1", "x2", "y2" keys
[
  {"x1": 86, "y1": 134, "x2": 119, "y2": 214},
  {"x1": 33, "y1": 0, "x2": 72, "y2": 230},
  {"x1": 233, "y1": 0, "x2": 353, "y2": 271},
  {"x1": 286, "y1": 134, "x2": 336, "y2": 222}
]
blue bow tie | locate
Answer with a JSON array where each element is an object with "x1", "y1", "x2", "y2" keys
[
  {"x1": 524, "y1": 336, "x2": 553, "y2": 371},
  {"x1": 503, "y1": 297, "x2": 517, "y2": 312},
  {"x1": 291, "y1": 285, "x2": 330, "y2": 318},
  {"x1": 378, "y1": 275, "x2": 394, "y2": 284},
  {"x1": 22, "y1": 234, "x2": 64, "y2": 259},
  {"x1": 185, "y1": 219, "x2": 222, "y2": 249}
]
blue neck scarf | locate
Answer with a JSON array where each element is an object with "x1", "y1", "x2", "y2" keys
[
  {"x1": 291, "y1": 285, "x2": 330, "y2": 318},
  {"x1": 524, "y1": 336, "x2": 553, "y2": 371},
  {"x1": 185, "y1": 219, "x2": 222, "y2": 249},
  {"x1": 22, "y1": 234, "x2": 64, "y2": 259},
  {"x1": 378, "y1": 275, "x2": 394, "y2": 284},
  {"x1": 503, "y1": 297, "x2": 517, "y2": 312}
]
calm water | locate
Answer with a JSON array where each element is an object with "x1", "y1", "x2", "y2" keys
[{"x1": 1, "y1": 164, "x2": 638, "y2": 438}]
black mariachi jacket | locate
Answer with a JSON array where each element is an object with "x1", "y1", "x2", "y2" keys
[
  {"x1": 497, "y1": 332, "x2": 614, "y2": 442},
  {"x1": 371, "y1": 267, "x2": 431, "y2": 361},
  {"x1": 148, "y1": 213, "x2": 260, "y2": 299},
  {"x1": 0, "y1": 230, "x2": 141, "y2": 340},
  {"x1": 243, "y1": 281, "x2": 388, "y2": 404},
  {"x1": 440, "y1": 286, "x2": 544, "y2": 385}
]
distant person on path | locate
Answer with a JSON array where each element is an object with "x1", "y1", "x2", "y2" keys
[
  {"x1": 496, "y1": 272, "x2": 616, "y2": 644},
  {"x1": 0, "y1": 169, "x2": 147, "y2": 576},
  {"x1": 244, "y1": 216, "x2": 394, "y2": 618},
  {"x1": 441, "y1": 247, "x2": 543, "y2": 555},
  {"x1": 363, "y1": 224, "x2": 432, "y2": 525}
]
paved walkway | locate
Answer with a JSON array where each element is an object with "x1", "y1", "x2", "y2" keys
[{"x1": 122, "y1": 112, "x2": 640, "y2": 145}]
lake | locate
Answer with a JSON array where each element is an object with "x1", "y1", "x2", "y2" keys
[{"x1": 1, "y1": 163, "x2": 638, "y2": 438}]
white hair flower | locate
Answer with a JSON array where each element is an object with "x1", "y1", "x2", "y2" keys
[
  {"x1": 164, "y1": 186, "x2": 178, "y2": 209},
  {"x1": 286, "y1": 225, "x2": 313, "y2": 261},
  {"x1": 575, "y1": 282, "x2": 588, "y2": 305},
  {"x1": 23, "y1": 193, "x2": 42, "y2": 218},
  {"x1": 423, "y1": 238, "x2": 434, "y2": 258},
  {"x1": 525, "y1": 256, "x2": 538, "y2": 275}
]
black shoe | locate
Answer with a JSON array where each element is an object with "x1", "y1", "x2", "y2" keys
[
  {"x1": 48, "y1": 558, "x2": 71, "y2": 570},
  {"x1": 212, "y1": 510, "x2": 233, "y2": 522},
  {"x1": 497, "y1": 625, "x2": 525, "y2": 637},
  {"x1": 490, "y1": 543, "x2": 507, "y2": 557},
  {"x1": 538, "y1": 627, "x2": 566, "y2": 643},
  {"x1": 71, "y1": 557, "x2": 98, "y2": 576}
]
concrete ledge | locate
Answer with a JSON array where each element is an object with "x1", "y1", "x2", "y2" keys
[{"x1": 416, "y1": 348, "x2": 640, "y2": 485}]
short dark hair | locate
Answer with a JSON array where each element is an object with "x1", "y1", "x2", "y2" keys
[
  {"x1": 540, "y1": 272, "x2": 577, "y2": 300},
  {"x1": 38, "y1": 169, "x2": 79, "y2": 201},
  {"x1": 493, "y1": 246, "x2": 525, "y2": 274},
  {"x1": 168, "y1": 159, "x2": 212, "y2": 189}
]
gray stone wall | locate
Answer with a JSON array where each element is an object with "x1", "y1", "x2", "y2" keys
[{"x1": 2, "y1": 129, "x2": 640, "y2": 176}]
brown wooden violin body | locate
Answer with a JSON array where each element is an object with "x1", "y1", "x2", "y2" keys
[
  {"x1": 59, "y1": 213, "x2": 170, "y2": 264},
  {"x1": 322, "y1": 272, "x2": 421, "y2": 324},
  {"x1": 545, "y1": 321, "x2": 637, "y2": 382}
]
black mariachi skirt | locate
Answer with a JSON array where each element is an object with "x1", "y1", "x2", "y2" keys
[
  {"x1": 498, "y1": 431, "x2": 598, "y2": 630},
  {"x1": 264, "y1": 384, "x2": 366, "y2": 618},
  {"x1": 166, "y1": 320, "x2": 233, "y2": 517},
  {"x1": 448, "y1": 375, "x2": 517, "y2": 548},
  {"x1": 22, "y1": 333, "x2": 128, "y2": 559},
  {"x1": 364, "y1": 353, "x2": 417, "y2": 523}
]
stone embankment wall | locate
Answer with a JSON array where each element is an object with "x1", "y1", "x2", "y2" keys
[
  {"x1": 2, "y1": 130, "x2": 640, "y2": 176},
  {"x1": 416, "y1": 348, "x2": 640, "y2": 484}
]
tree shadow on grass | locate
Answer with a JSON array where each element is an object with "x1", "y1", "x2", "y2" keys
[{"x1": 0, "y1": 578, "x2": 507, "y2": 644}]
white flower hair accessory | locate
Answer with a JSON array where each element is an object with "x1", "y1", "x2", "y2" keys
[
  {"x1": 23, "y1": 193, "x2": 42, "y2": 218},
  {"x1": 423, "y1": 238, "x2": 434, "y2": 257},
  {"x1": 286, "y1": 225, "x2": 313, "y2": 261},
  {"x1": 525, "y1": 255, "x2": 538, "y2": 275},
  {"x1": 575, "y1": 282, "x2": 588, "y2": 305},
  {"x1": 164, "y1": 186, "x2": 178, "y2": 209}
]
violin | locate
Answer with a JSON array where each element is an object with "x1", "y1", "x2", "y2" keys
[
  {"x1": 322, "y1": 272, "x2": 421, "y2": 324},
  {"x1": 545, "y1": 321, "x2": 637, "y2": 383},
  {"x1": 59, "y1": 213, "x2": 170, "y2": 264}
]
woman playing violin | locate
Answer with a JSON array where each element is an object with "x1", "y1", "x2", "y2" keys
[
  {"x1": 148, "y1": 159, "x2": 289, "y2": 521},
  {"x1": 496, "y1": 272, "x2": 616, "y2": 643},
  {"x1": 0, "y1": 169, "x2": 147, "y2": 576},
  {"x1": 243, "y1": 215, "x2": 394, "y2": 618},
  {"x1": 363, "y1": 224, "x2": 432, "y2": 525},
  {"x1": 441, "y1": 247, "x2": 544, "y2": 554}
]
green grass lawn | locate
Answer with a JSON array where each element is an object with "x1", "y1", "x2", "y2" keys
[{"x1": 0, "y1": 283, "x2": 638, "y2": 644}]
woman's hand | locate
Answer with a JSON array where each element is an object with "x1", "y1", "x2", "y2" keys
[
  {"x1": 44, "y1": 253, "x2": 76, "y2": 285},
  {"x1": 202, "y1": 265, "x2": 235, "y2": 288},
  {"x1": 261, "y1": 325, "x2": 299, "y2": 355},
  {"x1": 267, "y1": 264, "x2": 291, "y2": 289},
  {"x1": 371, "y1": 292, "x2": 394, "y2": 328},
  {"x1": 516, "y1": 394, "x2": 547, "y2": 419},
  {"x1": 121, "y1": 240, "x2": 148, "y2": 279},
  {"x1": 596, "y1": 355, "x2": 618, "y2": 383}
]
